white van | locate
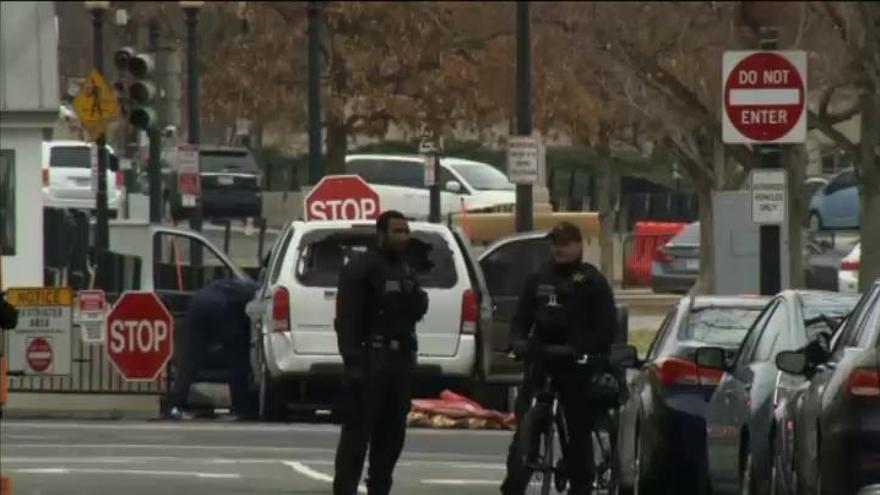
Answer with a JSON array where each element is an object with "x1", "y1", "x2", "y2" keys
[
  {"x1": 246, "y1": 219, "x2": 493, "y2": 418},
  {"x1": 42, "y1": 140, "x2": 123, "y2": 214},
  {"x1": 345, "y1": 154, "x2": 516, "y2": 220}
]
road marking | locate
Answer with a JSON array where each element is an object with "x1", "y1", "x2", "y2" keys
[
  {"x1": 11, "y1": 467, "x2": 240, "y2": 479},
  {"x1": 3, "y1": 434, "x2": 58, "y2": 440},
  {"x1": 283, "y1": 461, "x2": 367, "y2": 494},
  {"x1": 422, "y1": 479, "x2": 502, "y2": 486}
]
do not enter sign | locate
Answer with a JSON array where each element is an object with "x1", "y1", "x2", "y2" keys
[
  {"x1": 305, "y1": 175, "x2": 381, "y2": 221},
  {"x1": 106, "y1": 292, "x2": 174, "y2": 382},
  {"x1": 722, "y1": 51, "x2": 807, "y2": 144}
]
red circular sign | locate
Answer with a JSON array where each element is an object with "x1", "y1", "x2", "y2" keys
[
  {"x1": 724, "y1": 52, "x2": 805, "y2": 141},
  {"x1": 106, "y1": 292, "x2": 174, "y2": 381},
  {"x1": 305, "y1": 175, "x2": 381, "y2": 221},
  {"x1": 27, "y1": 338, "x2": 53, "y2": 372}
]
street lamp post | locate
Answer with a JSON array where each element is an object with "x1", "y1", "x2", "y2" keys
[
  {"x1": 181, "y1": 1, "x2": 203, "y2": 234},
  {"x1": 515, "y1": 1, "x2": 533, "y2": 232},
  {"x1": 307, "y1": 1, "x2": 323, "y2": 186},
  {"x1": 85, "y1": 1, "x2": 111, "y2": 260}
]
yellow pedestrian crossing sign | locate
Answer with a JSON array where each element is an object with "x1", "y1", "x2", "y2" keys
[{"x1": 73, "y1": 70, "x2": 119, "y2": 141}]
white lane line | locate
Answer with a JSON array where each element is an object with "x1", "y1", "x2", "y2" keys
[
  {"x1": 11, "y1": 467, "x2": 240, "y2": 479},
  {"x1": 422, "y1": 479, "x2": 502, "y2": 486},
  {"x1": 2, "y1": 434, "x2": 58, "y2": 440},
  {"x1": 283, "y1": 461, "x2": 367, "y2": 494}
]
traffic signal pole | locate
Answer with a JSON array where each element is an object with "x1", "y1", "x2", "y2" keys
[
  {"x1": 515, "y1": 1, "x2": 533, "y2": 232},
  {"x1": 92, "y1": 7, "x2": 110, "y2": 254},
  {"x1": 148, "y1": 21, "x2": 162, "y2": 224},
  {"x1": 307, "y1": 2, "x2": 323, "y2": 185},
  {"x1": 759, "y1": 28, "x2": 782, "y2": 296}
]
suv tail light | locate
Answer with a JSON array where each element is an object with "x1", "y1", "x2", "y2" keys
[
  {"x1": 841, "y1": 259, "x2": 860, "y2": 272},
  {"x1": 847, "y1": 368, "x2": 879, "y2": 399},
  {"x1": 657, "y1": 357, "x2": 723, "y2": 386},
  {"x1": 115, "y1": 171, "x2": 124, "y2": 187},
  {"x1": 460, "y1": 289, "x2": 478, "y2": 335},
  {"x1": 43, "y1": 168, "x2": 50, "y2": 187},
  {"x1": 272, "y1": 287, "x2": 291, "y2": 333},
  {"x1": 654, "y1": 247, "x2": 672, "y2": 264}
]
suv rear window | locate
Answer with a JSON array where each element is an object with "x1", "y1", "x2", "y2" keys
[
  {"x1": 295, "y1": 228, "x2": 458, "y2": 289},
  {"x1": 200, "y1": 151, "x2": 258, "y2": 173},
  {"x1": 50, "y1": 146, "x2": 90, "y2": 168}
]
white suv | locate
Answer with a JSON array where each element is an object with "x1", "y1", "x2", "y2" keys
[
  {"x1": 42, "y1": 140, "x2": 123, "y2": 214},
  {"x1": 246, "y1": 219, "x2": 492, "y2": 418},
  {"x1": 345, "y1": 154, "x2": 516, "y2": 220}
]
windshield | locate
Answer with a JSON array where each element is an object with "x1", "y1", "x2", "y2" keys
[
  {"x1": 678, "y1": 306, "x2": 765, "y2": 347},
  {"x1": 449, "y1": 162, "x2": 515, "y2": 191},
  {"x1": 801, "y1": 293, "x2": 861, "y2": 340},
  {"x1": 296, "y1": 229, "x2": 458, "y2": 288}
]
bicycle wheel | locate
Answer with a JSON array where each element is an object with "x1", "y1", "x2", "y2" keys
[{"x1": 521, "y1": 406, "x2": 555, "y2": 495}]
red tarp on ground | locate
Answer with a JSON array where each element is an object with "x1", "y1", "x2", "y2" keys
[{"x1": 408, "y1": 389, "x2": 516, "y2": 430}]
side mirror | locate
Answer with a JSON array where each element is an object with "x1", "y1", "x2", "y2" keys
[
  {"x1": 610, "y1": 344, "x2": 640, "y2": 368},
  {"x1": 776, "y1": 350, "x2": 809, "y2": 375},
  {"x1": 695, "y1": 346, "x2": 729, "y2": 371},
  {"x1": 445, "y1": 180, "x2": 462, "y2": 194}
]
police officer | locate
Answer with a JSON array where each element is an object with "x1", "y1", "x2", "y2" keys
[
  {"x1": 168, "y1": 278, "x2": 259, "y2": 420},
  {"x1": 333, "y1": 210, "x2": 428, "y2": 495},
  {"x1": 501, "y1": 221, "x2": 618, "y2": 495}
]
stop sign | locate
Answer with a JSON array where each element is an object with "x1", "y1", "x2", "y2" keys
[
  {"x1": 106, "y1": 292, "x2": 174, "y2": 382},
  {"x1": 305, "y1": 175, "x2": 381, "y2": 221},
  {"x1": 723, "y1": 51, "x2": 806, "y2": 144}
]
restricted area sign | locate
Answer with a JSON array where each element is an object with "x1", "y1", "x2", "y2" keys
[
  {"x1": 77, "y1": 289, "x2": 107, "y2": 343},
  {"x1": 106, "y1": 292, "x2": 174, "y2": 382},
  {"x1": 751, "y1": 169, "x2": 787, "y2": 224},
  {"x1": 723, "y1": 51, "x2": 807, "y2": 144},
  {"x1": 176, "y1": 144, "x2": 201, "y2": 207},
  {"x1": 507, "y1": 136, "x2": 540, "y2": 184},
  {"x1": 5, "y1": 287, "x2": 73, "y2": 375},
  {"x1": 305, "y1": 175, "x2": 381, "y2": 221}
]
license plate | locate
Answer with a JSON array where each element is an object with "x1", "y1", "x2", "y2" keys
[
  {"x1": 686, "y1": 259, "x2": 699, "y2": 271},
  {"x1": 218, "y1": 176, "x2": 234, "y2": 186}
]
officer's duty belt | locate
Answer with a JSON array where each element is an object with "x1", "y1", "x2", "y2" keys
[{"x1": 368, "y1": 335, "x2": 414, "y2": 351}]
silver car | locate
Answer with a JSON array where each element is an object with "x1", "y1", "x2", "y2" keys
[{"x1": 651, "y1": 221, "x2": 700, "y2": 294}]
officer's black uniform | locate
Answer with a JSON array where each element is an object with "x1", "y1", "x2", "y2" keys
[
  {"x1": 333, "y1": 246, "x2": 428, "y2": 495},
  {"x1": 501, "y1": 234, "x2": 617, "y2": 495},
  {"x1": 169, "y1": 278, "x2": 259, "y2": 417}
]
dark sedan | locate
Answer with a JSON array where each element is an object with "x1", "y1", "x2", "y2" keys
[
  {"x1": 617, "y1": 295, "x2": 769, "y2": 494},
  {"x1": 697, "y1": 291, "x2": 860, "y2": 495},
  {"x1": 773, "y1": 279, "x2": 880, "y2": 495}
]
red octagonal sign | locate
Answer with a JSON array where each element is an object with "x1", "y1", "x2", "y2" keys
[
  {"x1": 722, "y1": 51, "x2": 807, "y2": 144},
  {"x1": 106, "y1": 292, "x2": 174, "y2": 382},
  {"x1": 305, "y1": 175, "x2": 381, "y2": 221}
]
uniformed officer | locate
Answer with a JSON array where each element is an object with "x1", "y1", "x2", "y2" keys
[
  {"x1": 168, "y1": 278, "x2": 259, "y2": 420},
  {"x1": 501, "y1": 221, "x2": 618, "y2": 495},
  {"x1": 333, "y1": 210, "x2": 429, "y2": 495}
]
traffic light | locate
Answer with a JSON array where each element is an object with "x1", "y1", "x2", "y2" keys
[
  {"x1": 114, "y1": 47, "x2": 157, "y2": 130},
  {"x1": 128, "y1": 52, "x2": 157, "y2": 130}
]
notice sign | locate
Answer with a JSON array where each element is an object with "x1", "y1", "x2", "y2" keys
[
  {"x1": 507, "y1": 136, "x2": 540, "y2": 184},
  {"x1": 5, "y1": 287, "x2": 73, "y2": 375},
  {"x1": 751, "y1": 169, "x2": 787, "y2": 224}
]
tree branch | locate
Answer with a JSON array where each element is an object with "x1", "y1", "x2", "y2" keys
[{"x1": 808, "y1": 110, "x2": 861, "y2": 157}]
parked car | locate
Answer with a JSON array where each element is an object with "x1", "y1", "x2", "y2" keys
[
  {"x1": 809, "y1": 169, "x2": 860, "y2": 231},
  {"x1": 244, "y1": 220, "x2": 491, "y2": 419},
  {"x1": 839, "y1": 243, "x2": 861, "y2": 294},
  {"x1": 42, "y1": 140, "x2": 123, "y2": 215},
  {"x1": 697, "y1": 291, "x2": 861, "y2": 495},
  {"x1": 617, "y1": 295, "x2": 770, "y2": 495},
  {"x1": 140, "y1": 146, "x2": 262, "y2": 221},
  {"x1": 651, "y1": 222, "x2": 700, "y2": 294},
  {"x1": 772, "y1": 279, "x2": 880, "y2": 495},
  {"x1": 345, "y1": 154, "x2": 516, "y2": 220},
  {"x1": 804, "y1": 177, "x2": 829, "y2": 207}
]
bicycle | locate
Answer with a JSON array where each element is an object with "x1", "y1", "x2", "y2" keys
[{"x1": 511, "y1": 342, "x2": 631, "y2": 495}]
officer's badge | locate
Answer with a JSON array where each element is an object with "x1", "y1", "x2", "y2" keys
[{"x1": 572, "y1": 272, "x2": 585, "y2": 284}]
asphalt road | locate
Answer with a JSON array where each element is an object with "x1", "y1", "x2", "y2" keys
[{"x1": 1, "y1": 419, "x2": 519, "y2": 495}]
